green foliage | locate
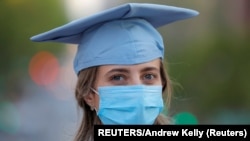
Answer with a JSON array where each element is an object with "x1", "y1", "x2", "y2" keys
[
  {"x1": 0, "y1": 0, "x2": 67, "y2": 100},
  {"x1": 169, "y1": 24, "x2": 250, "y2": 122}
]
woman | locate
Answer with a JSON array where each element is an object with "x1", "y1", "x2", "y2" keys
[{"x1": 30, "y1": 3, "x2": 198, "y2": 141}]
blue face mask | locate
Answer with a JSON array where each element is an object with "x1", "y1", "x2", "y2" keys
[{"x1": 92, "y1": 85, "x2": 164, "y2": 125}]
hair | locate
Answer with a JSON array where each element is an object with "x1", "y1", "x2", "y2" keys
[{"x1": 73, "y1": 61, "x2": 173, "y2": 141}]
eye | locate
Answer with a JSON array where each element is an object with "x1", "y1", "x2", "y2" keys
[
  {"x1": 142, "y1": 73, "x2": 159, "y2": 85},
  {"x1": 109, "y1": 74, "x2": 127, "y2": 85},
  {"x1": 144, "y1": 74, "x2": 155, "y2": 80},
  {"x1": 110, "y1": 75, "x2": 125, "y2": 81}
]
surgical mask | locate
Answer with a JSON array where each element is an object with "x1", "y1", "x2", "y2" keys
[{"x1": 91, "y1": 85, "x2": 164, "y2": 125}]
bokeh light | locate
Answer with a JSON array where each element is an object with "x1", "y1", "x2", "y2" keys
[
  {"x1": 0, "y1": 101, "x2": 20, "y2": 134},
  {"x1": 29, "y1": 51, "x2": 60, "y2": 87},
  {"x1": 173, "y1": 112, "x2": 198, "y2": 125}
]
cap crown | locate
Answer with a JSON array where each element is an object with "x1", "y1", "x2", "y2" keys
[{"x1": 30, "y1": 3, "x2": 199, "y2": 75}]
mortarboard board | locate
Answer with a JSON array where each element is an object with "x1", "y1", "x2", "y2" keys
[{"x1": 30, "y1": 3, "x2": 199, "y2": 75}]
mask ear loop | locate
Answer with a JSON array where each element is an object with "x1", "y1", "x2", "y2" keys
[
  {"x1": 90, "y1": 87, "x2": 98, "y2": 95},
  {"x1": 89, "y1": 87, "x2": 99, "y2": 112}
]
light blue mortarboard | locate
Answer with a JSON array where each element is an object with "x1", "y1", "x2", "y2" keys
[{"x1": 30, "y1": 3, "x2": 199, "y2": 75}]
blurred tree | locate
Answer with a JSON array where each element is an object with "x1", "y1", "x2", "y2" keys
[
  {"x1": 168, "y1": 0, "x2": 250, "y2": 123},
  {"x1": 0, "y1": 0, "x2": 67, "y2": 102}
]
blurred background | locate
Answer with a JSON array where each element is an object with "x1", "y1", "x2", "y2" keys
[{"x1": 0, "y1": 0, "x2": 249, "y2": 140}]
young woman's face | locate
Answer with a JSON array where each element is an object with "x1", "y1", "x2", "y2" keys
[{"x1": 90, "y1": 58, "x2": 162, "y2": 110}]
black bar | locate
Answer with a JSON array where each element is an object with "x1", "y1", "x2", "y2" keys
[{"x1": 94, "y1": 125, "x2": 250, "y2": 140}]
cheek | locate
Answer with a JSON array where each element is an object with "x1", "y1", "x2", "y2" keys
[
  {"x1": 94, "y1": 94, "x2": 100, "y2": 110},
  {"x1": 158, "y1": 79, "x2": 163, "y2": 85}
]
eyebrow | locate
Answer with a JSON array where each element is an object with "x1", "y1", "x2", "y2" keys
[
  {"x1": 140, "y1": 67, "x2": 160, "y2": 73},
  {"x1": 105, "y1": 68, "x2": 130, "y2": 76}
]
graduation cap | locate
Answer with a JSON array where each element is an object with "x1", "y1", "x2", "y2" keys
[{"x1": 30, "y1": 3, "x2": 199, "y2": 75}]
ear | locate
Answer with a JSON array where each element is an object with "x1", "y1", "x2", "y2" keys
[{"x1": 83, "y1": 92, "x2": 95, "y2": 108}]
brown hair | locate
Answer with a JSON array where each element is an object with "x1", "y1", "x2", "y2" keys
[{"x1": 73, "y1": 61, "x2": 173, "y2": 141}]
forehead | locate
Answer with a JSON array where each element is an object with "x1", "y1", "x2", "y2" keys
[{"x1": 97, "y1": 59, "x2": 161, "y2": 73}]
